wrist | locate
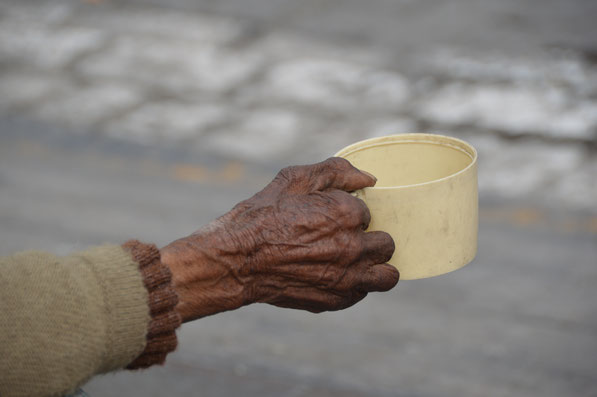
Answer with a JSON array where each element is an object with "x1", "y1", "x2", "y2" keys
[{"x1": 161, "y1": 231, "x2": 254, "y2": 323}]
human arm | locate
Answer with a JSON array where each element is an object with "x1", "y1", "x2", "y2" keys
[
  {"x1": 0, "y1": 157, "x2": 398, "y2": 397},
  {"x1": 162, "y1": 157, "x2": 398, "y2": 322},
  {"x1": 0, "y1": 243, "x2": 180, "y2": 397}
]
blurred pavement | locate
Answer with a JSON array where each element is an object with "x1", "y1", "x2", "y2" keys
[
  {"x1": 1, "y1": 0, "x2": 596, "y2": 210},
  {"x1": 1, "y1": 118, "x2": 595, "y2": 397},
  {"x1": 0, "y1": 0, "x2": 596, "y2": 396}
]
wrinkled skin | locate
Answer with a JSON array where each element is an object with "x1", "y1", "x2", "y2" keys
[{"x1": 161, "y1": 157, "x2": 399, "y2": 323}]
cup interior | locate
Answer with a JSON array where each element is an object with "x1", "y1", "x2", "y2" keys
[{"x1": 339, "y1": 136, "x2": 475, "y2": 188}]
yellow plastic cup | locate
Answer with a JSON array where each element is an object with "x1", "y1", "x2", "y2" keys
[{"x1": 335, "y1": 133, "x2": 478, "y2": 280}]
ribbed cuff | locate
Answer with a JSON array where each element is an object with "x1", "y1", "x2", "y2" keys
[{"x1": 122, "y1": 240, "x2": 181, "y2": 369}]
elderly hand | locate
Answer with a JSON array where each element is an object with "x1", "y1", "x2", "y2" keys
[{"x1": 161, "y1": 158, "x2": 398, "y2": 322}]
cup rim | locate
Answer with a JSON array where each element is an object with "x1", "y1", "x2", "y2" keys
[{"x1": 334, "y1": 133, "x2": 478, "y2": 190}]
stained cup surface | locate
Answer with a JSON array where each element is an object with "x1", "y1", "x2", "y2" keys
[{"x1": 335, "y1": 133, "x2": 478, "y2": 280}]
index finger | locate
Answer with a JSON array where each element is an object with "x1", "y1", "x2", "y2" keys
[{"x1": 309, "y1": 157, "x2": 377, "y2": 192}]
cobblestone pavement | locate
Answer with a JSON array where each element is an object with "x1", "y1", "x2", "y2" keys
[{"x1": 0, "y1": 0, "x2": 596, "y2": 212}]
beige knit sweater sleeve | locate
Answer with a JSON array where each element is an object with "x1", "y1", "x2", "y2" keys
[{"x1": 0, "y1": 243, "x2": 180, "y2": 397}]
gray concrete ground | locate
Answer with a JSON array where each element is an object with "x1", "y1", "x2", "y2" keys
[
  {"x1": 1, "y1": 0, "x2": 596, "y2": 396},
  {"x1": 1, "y1": 118, "x2": 596, "y2": 397}
]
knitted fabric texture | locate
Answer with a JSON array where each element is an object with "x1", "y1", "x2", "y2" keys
[
  {"x1": 0, "y1": 246, "x2": 150, "y2": 397},
  {"x1": 122, "y1": 240, "x2": 181, "y2": 369}
]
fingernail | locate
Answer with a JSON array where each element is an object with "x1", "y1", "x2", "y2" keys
[{"x1": 361, "y1": 169, "x2": 377, "y2": 182}]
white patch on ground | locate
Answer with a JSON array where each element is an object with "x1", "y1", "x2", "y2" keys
[
  {"x1": 106, "y1": 101, "x2": 227, "y2": 143},
  {"x1": 76, "y1": 35, "x2": 263, "y2": 94},
  {"x1": 205, "y1": 109, "x2": 301, "y2": 161},
  {"x1": 424, "y1": 49, "x2": 597, "y2": 95},
  {"x1": 419, "y1": 49, "x2": 597, "y2": 141},
  {"x1": 33, "y1": 83, "x2": 143, "y2": 128},
  {"x1": 0, "y1": 23, "x2": 107, "y2": 69},
  {"x1": 264, "y1": 59, "x2": 410, "y2": 112},
  {"x1": 417, "y1": 83, "x2": 597, "y2": 140},
  {"x1": 470, "y1": 135, "x2": 584, "y2": 197}
]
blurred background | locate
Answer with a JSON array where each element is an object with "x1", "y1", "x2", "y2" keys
[{"x1": 1, "y1": 0, "x2": 596, "y2": 396}]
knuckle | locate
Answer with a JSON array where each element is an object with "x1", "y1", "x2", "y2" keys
[
  {"x1": 348, "y1": 233, "x2": 366, "y2": 259},
  {"x1": 325, "y1": 157, "x2": 352, "y2": 170},
  {"x1": 335, "y1": 196, "x2": 355, "y2": 215},
  {"x1": 313, "y1": 158, "x2": 345, "y2": 187},
  {"x1": 343, "y1": 268, "x2": 364, "y2": 290},
  {"x1": 336, "y1": 195, "x2": 371, "y2": 229},
  {"x1": 317, "y1": 265, "x2": 342, "y2": 287},
  {"x1": 357, "y1": 198, "x2": 371, "y2": 228},
  {"x1": 330, "y1": 191, "x2": 362, "y2": 215},
  {"x1": 333, "y1": 232, "x2": 362, "y2": 264},
  {"x1": 275, "y1": 165, "x2": 311, "y2": 190},
  {"x1": 276, "y1": 165, "x2": 298, "y2": 181}
]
